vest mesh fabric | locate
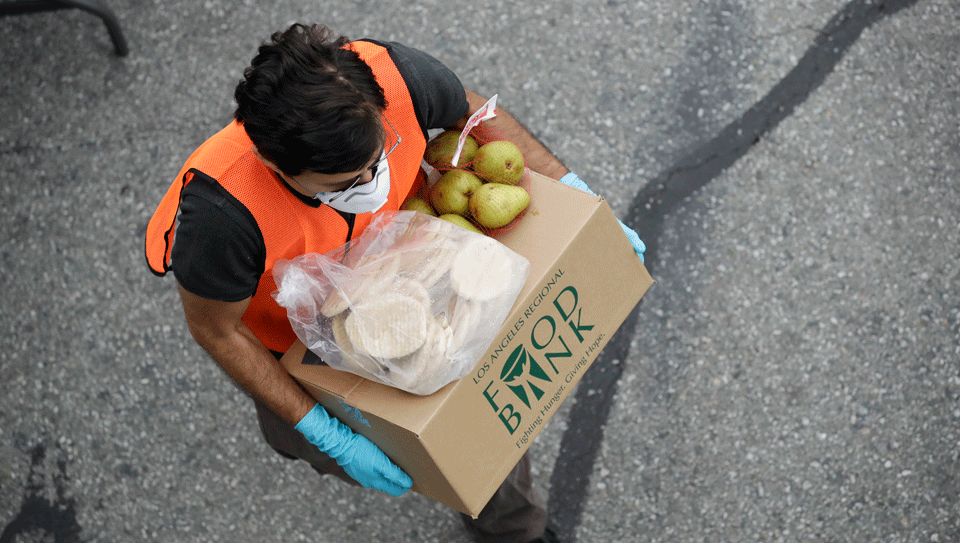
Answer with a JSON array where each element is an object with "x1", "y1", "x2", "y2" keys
[{"x1": 146, "y1": 41, "x2": 428, "y2": 353}]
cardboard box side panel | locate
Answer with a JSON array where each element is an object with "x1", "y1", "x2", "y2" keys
[
  {"x1": 578, "y1": 200, "x2": 654, "y2": 316},
  {"x1": 298, "y1": 381, "x2": 473, "y2": 516},
  {"x1": 419, "y1": 198, "x2": 653, "y2": 515},
  {"x1": 280, "y1": 342, "x2": 365, "y2": 397},
  {"x1": 402, "y1": 213, "x2": 610, "y2": 515},
  {"x1": 496, "y1": 173, "x2": 603, "y2": 303},
  {"x1": 418, "y1": 390, "x2": 520, "y2": 516},
  {"x1": 378, "y1": 252, "x2": 599, "y2": 515}
]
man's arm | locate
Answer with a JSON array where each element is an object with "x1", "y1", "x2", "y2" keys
[
  {"x1": 177, "y1": 284, "x2": 315, "y2": 426},
  {"x1": 177, "y1": 284, "x2": 412, "y2": 495},
  {"x1": 458, "y1": 90, "x2": 570, "y2": 181},
  {"x1": 178, "y1": 284, "x2": 413, "y2": 495}
]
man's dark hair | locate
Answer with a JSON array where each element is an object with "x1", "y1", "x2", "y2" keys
[{"x1": 234, "y1": 24, "x2": 388, "y2": 176}]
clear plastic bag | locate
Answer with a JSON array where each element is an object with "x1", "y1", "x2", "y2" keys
[{"x1": 273, "y1": 210, "x2": 530, "y2": 395}]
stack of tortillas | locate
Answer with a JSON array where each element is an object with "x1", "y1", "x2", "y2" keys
[{"x1": 319, "y1": 225, "x2": 519, "y2": 395}]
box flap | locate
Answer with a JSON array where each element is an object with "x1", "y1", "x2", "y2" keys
[
  {"x1": 282, "y1": 344, "x2": 455, "y2": 434},
  {"x1": 496, "y1": 173, "x2": 604, "y2": 293},
  {"x1": 279, "y1": 342, "x2": 365, "y2": 399},
  {"x1": 347, "y1": 378, "x2": 455, "y2": 433}
]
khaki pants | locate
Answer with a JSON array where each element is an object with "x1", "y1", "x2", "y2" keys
[{"x1": 256, "y1": 402, "x2": 547, "y2": 543}]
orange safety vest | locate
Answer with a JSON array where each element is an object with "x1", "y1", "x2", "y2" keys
[{"x1": 145, "y1": 41, "x2": 427, "y2": 353}]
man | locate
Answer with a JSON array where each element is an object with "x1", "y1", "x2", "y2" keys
[{"x1": 146, "y1": 23, "x2": 643, "y2": 543}]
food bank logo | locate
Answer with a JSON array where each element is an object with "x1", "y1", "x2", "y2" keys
[
  {"x1": 479, "y1": 283, "x2": 595, "y2": 436},
  {"x1": 500, "y1": 344, "x2": 552, "y2": 409}
]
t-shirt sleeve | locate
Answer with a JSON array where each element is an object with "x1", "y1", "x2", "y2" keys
[
  {"x1": 170, "y1": 175, "x2": 265, "y2": 302},
  {"x1": 373, "y1": 40, "x2": 469, "y2": 133}
]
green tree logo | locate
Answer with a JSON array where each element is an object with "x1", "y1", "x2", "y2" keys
[{"x1": 500, "y1": 344, "x2": 552, "y2": 408}]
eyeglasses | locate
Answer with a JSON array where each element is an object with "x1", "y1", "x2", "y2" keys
[{"x1": 325, "y1": 118, "x2": 402, "y2": 202}]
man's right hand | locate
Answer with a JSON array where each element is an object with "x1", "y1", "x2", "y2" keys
[
  {"x1": 295, "y1": 404, "x2": 412, "y2": 496},
  {"x1": 177, "y1": 285, "x2": 410, "y2": 495}
]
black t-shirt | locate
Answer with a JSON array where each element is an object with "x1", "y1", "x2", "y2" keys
[{"x1": 171, "y1": 40, "x2": 469, "y2": 302}]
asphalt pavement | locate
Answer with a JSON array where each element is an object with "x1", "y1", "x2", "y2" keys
[{"x1": 1, "y1": 0, "x2": 958, "y2": 542}]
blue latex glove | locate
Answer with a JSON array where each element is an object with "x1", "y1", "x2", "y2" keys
[
  {"x1": 295, "y1": 404, "x2": 412, "y2": 496},
  {"x1": 559, "y1": 172, "x2": 645, "y2": 263}
]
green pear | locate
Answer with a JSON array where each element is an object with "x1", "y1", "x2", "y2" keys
[
  {"x1": 428, "y1": 170, "x2": 483, "y2": 216},
  {"x1": 400, "y1": 196, "x2": 436, "y2": 217},
  {"x1": 472, "y1": 140, "x2": 525, "y2": 184},
  {"x1": 468, "y1": 183, "x2": 531, "y2": 229},
  {"x1": 424, "y1": 130, "x2": 479, "y2": 167},
  {"x1": 438, "y1": 213, "x2": 483, "y2": 234}
]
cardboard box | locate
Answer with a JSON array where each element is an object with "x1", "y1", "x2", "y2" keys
[{"x1": 280, "y1": 171, "x2": 653, "y2": 516}]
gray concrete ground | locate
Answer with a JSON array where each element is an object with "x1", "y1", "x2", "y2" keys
[{"x1": 1, "y1": 0, "x2": 958, "y2": 542}]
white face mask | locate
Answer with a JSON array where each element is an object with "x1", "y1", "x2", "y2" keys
[{"x1": 314, "y1": 153, "x2": 391, "y2": 214}]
